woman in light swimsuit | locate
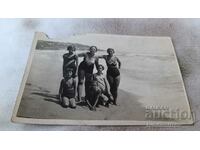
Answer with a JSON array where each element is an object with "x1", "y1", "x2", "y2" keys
[
  {"x1": 99, "y1": 48, "x2": 121, "y2": 105},
  {"x1": 77, "y1": 46, "x2": 99, "y2": 102}
]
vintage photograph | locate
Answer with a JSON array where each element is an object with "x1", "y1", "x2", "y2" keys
[{"x1": 12, "y1": 32, "x2": 193, "y2": 125}]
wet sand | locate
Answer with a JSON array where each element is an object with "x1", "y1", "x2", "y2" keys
[
  {"x1": 17, "y1": 49, "x2": 188, "y2": 121},
  {"x1": 16, "y1": 34, "x2": 193, "y2": 124}
]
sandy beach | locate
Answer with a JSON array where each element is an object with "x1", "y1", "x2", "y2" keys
[{"x1": 16, "y1": 34, "x2": 193, "y2": 124}]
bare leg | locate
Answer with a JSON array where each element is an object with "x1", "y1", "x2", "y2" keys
[
  {"x1": 107, "y1": 74, "x2": 115, "y2": 103},
  {"x1": 103, "y1": 90, "x2": 113, "y2": 107},
  {"x1": 92, "y1": 88, "x2": 101, "y2": 110},
  {"x1": 62, "y1": 97, "x2": 69, "y2": 107},
  {"x1": 113, "y1": 75, "x2": 120, "y2": 105},
  {"x1": 107, "y1": 74, "x2": 114, "y2": 95},
  {"x1": 100, "y1": 93, "x2": 110, "y2": 107},
  {"x1": 69, "y1": 98, "x2": 76, "y2": 108},
  {"x1": 78, "y1": 69, "x2": 85, "y2": 102}
]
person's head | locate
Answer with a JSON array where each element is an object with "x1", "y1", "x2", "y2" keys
[
  {"x1": 97, "y1": 64, "x2": 104, "y2": 74},
  {"x1": 107, "y1": 48, "x2": 115, "y2": 56},
  {"x1": 64, "y1": 68, "x2": 73, "y2": 79},
  {"x1": 67, "y1": 45, "x2": 76, "y2": 54},
  {"x1": 89, "y1": 46, "x2": 97, "y2": 56}
]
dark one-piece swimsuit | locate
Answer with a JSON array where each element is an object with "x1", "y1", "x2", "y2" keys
[
  {"x1": 63, "y1": 53, "x2": 77, "y2": 77},
  {"x1": 106, "y1": 56, "x2": 120, "y2": 78}
]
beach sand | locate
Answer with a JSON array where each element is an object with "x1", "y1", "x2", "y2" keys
[{"x1": 16, "y1": 34, "x2": 193, "y2": 124}]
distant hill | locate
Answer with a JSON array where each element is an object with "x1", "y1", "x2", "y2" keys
[{"x1": 36, "y1": 40, "x2": 104, "y2": 51}]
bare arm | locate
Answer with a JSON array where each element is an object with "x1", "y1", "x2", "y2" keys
[
  {"x1": 104, "y1": 77, "x2": 111, "y2": 95},
  {"x1": 116, "y1": 57, "x2": 121, "y2": 69},
  {"x1": 75, "y1": 55, "x2": 79, "y2": 76},
  {"x1": 73, "y1": 79, "x2": 77, "y2": 97},
  {"x1": 95, "y1": 57, "x2": 99, "y2": 69}
]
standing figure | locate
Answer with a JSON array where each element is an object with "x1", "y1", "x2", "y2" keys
[
  {"x1": 77, "y1": 46, "x2": 99, "y2": 102},
  {"x1": 63, "y1": 45, "x2": 78, "y2": 78},
  {"x1": 59, "y1": 68, "x2": 77, "y2": 108},
  {"x1": 99, "y1": 48, "x2": 121, "y2": 105}
]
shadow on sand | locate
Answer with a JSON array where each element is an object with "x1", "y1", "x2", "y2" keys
[
  {"x1": 31, "y1": 91, "x2": 95, "y2": 109},
  {"x1": 31, "y1": 88, "x2": 145, "y2": 116},
  {"x1": 31, "y1": 92, "x2": 89, "y2": 107},
  {"x1": 31, "y1": 92, "x2": 60, "y2": 105},
  {"x1": 18, "y1": 85, "x2": 147, "y2": 120}
]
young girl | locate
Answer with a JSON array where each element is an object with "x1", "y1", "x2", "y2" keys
[
  {"x1": 98, "y1": 48, "x2": 121, "y2": 105},
  {"x1": 59, "y1": 68, "x2": 77, "y2": 108},
  {"x1": 77, "y1": 46, "x2": 99, "y2": 102},
  {"x1": 94, "y1": 64, "x2": 113, "y2": 107},
  {"x1": 63, "y1": 45, "x2": 78, "y2": 78},
  {"x1": 85, "y1": 64, "x2": 114, "y2": 111}
]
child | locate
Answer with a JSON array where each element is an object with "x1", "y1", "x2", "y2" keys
[
  {"x1": 59, "y1": 68, "x2": 77, "y2": 108},
  {"x1": 63, "y1": 45, "x2": 78, "y2": 78},
  {"x1": 85, "y1": 73, "x2": 101, "y2": 111},
  {"x1": 93, "y1": 64, "x2": 114, "y2": 107}
]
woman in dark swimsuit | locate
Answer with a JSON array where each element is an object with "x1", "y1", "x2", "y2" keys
[
  {"x1": 77, "y1": 46, "x2": 99, "y2": 102},
  {"x1": 99, "y1": 48, "x2": 121, "y2": 105},
  {"x1": 63, "y1": 45, "x2": 78, "y2": 78}
]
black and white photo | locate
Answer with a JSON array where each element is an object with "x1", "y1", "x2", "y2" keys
[{"x1": 11, "y1": 32, "x2": 193, "y2": 125}]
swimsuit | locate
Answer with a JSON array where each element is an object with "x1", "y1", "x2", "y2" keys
[
  {"x1": 94, "y1": 73, "x2": 106, "y2": 92},
  {"x1": 61, "y1": 78, "x2": 75, "y2": 99},
  {"x1": 78, "y1": 61, "x2": 94, "y2": 74},
  {"x1": 63, "y1": 53, "x2": 77, "y2": 77},
  {"x1": 105, "y1": 55, "x2": 120, "y2": 78},
  {"x1": 107, "y1": 67, "x2": 120, "y2": 78},
  {"x1": 78, "y1": 52, "x2": 97, "y2": 74}
]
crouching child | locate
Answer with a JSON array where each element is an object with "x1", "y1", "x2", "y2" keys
[
  {"x1": 94, "y1": 64, "x2": 114, "y2": 107},
  {"x1": 85, "y1": 73, "x2": 101, "y2": 111},
  {"x1": 59, "y1": 68, "x2": 77, "y2": 108}
]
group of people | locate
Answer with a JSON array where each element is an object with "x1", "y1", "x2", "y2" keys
[{"x1": 58, "y1": 45, "x2": 121, "y2": 111}]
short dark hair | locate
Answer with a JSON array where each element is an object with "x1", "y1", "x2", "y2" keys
[
  {"x1": 89, "y1": 46, "x2": 97, "y2": 52},
  {"x1": 97, "y1": 64, "x2": 104, "y2": 70},
  {"x1": 67, "y1": 45, "x2": 76, "y2": 51},
  {"x1": 107, "y1": 48, "x2": 115, "y2": 53}
]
